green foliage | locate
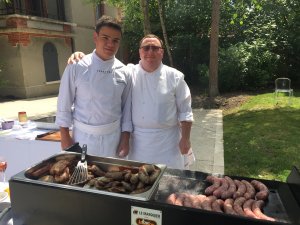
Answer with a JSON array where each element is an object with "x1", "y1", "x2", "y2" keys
[
  {"x1": 85, "y1": 0, "x2": 300, "y2": 90},
  {"x1": 219, "y1": 40, "x2": 279, "y2": 92},
  {"x1": 221, "y1": 0, "x2": 300, "y2": 89},
  {"x1": 224, "y1": 92, "x2": 300, "y2": 181}
]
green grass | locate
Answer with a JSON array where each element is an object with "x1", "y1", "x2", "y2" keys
[{"x1": 223, "y1": 91, "x2": 300, "y2": 182}]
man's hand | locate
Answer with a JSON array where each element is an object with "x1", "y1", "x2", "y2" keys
[
  {"x1": 117, "y1": 132, "x2": 130, "y2": 158},
  {"x1": 67, "y1": 52, "x2": 86, "y2": 64},
  {"x1": 179, "y1": 121, "x2": 192, "y2": 154},
  {"x1": 179, "y1": 138, "x2": 191, "y2": 154},
  {"x1": 60, "y1": 127, "x2": 74, "y2": 150}
]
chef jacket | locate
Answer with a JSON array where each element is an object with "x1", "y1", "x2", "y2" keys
[
  {"x1": 55, "y1": 50, "x2": 132, "y2": 133},
  {"x1": 131, "y1": 62, "x2": 193, "y2": 129},
  {"x1": 128, "y1": 62, "x2": 193, "y2": 169}
]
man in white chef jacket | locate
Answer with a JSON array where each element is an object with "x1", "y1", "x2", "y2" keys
[
  {"x1": 127, "y1": 34, "x2": 193, "y2": 169},
  {"x1": 55, "y1": 15, "x2": 132, "y2": 158},
  {"x1": 67, "y1": 34, "x2": 193, "y2": 169}
]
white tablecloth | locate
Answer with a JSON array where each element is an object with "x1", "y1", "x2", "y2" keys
[{"x1": 0, "y1": 123, "x2": 61, "y2": 181}]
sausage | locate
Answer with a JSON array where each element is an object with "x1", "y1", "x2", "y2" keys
[
  {"x1": 38, "y1": 175, "x2": 54, "y2": 183},
  {"x1": 205, "y1": 176, "x2": 222, "y2": 195},
  {"x1": 212, "y1": 199, "x2": 224, "y2": 213},
  {"x1": 166, "y1": 193, "x2": 177, "y2": 204},
  {"x1": 233, "y1": 179, "x2": 247, "y2": 199},
  {"x1": 149, "y1": 169, "x2": 160, "y2": 184},
  {"x1": 31, "y1": 163, "x2": 52, "y2": 178},
  {"x1": 252, "y1": 200, "x2": 276, "y2": 221},
  {"x1": 242, "y1": 180, "x2": 256, "y2": 199},
  {"x1": 183, "y1": 193, "x2": 194, "y2": 208},
  {"x1": 221, "y1": 176, "x2": 236, "y2": 199},
  {"x1": 233, "y1": 197, "x2": 247, "y2": 216},
  {"x1": 201, "y1": 195, "x2": 217, "y2": 211},
  {"x1": 191, "y1": 194, "x2": 207, "y2": 209},
  {"x1": 105, "y1": 171, "x2": 125, "y2": 181},
  {"x1": 140, "y1": 164, "x2": 155, "y2": 175},
  {"x1": 251, "y1": 180, "x2": 269, "y2": 201},
  {"x1": 224, "y1": 199, "x2": 237, "y2": 215},
  {"x1": 124, "y1": 171, "x2": 132, "y2": 182},
  {"x1": 50, "y1": 160, "x2": 71, "y2": 175},
  {"x1": 54, "y1": 167, "x2": 70, "y2": 183},
  {"x1": 213, "y1": 178, "x2": 229, "y2": 198},
  {"x1": 88, "y1": 164, "x2": 106, "y2": 177},
  {"x1": 174, "y1": 193, "x2": 187, "y2": 206},
  {"x1": 121, "y1": 181, "x2": 134, "y2": 192},
  {"x1": 138, "y1": 169, "x2": 150, "y2": 184},
  {"x1": 243, "y1": 199, "x2": 259, "y2": 219}
]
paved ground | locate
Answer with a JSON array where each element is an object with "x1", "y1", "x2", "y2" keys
[{"x1": 0, "y1": 95, "x2": 224, "y2": 174}]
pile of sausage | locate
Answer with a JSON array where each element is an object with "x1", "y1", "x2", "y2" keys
[
  {"x1": 25, "y1": 154, "x2": 161, "y2": 194},
  {"x1": 25, "y1": 154, "x2": 77, "y2": 183},
  {"x1": 166, "y1": 175, "x2": 276, "y2": 221},
  {"x1": 84, "y1": 163, "x2": 161, "y2": 194}
]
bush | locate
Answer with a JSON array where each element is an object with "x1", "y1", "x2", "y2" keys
[{"x1": 219, "y1": 40, "x2": 280, "y2": 92}]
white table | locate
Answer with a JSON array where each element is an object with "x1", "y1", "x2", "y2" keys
[{"x1": 0, "y1": 124, "x2": 61, "y2": 181}]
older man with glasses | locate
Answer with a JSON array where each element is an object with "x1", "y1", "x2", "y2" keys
[
  {"x1": 127, "y1": 34, "x2": 193, "y2": 169},
  {"x1": 67, "y1": 34, "x2": 193, "y2": 169}
]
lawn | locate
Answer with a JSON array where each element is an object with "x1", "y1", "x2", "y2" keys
[{"x1": 223, "y1": 91, "x2": 300, "y2": 182}]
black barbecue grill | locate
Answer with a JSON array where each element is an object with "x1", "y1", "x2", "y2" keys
[{"x1": 3, "y1": 152, "x2": 300, "y2": 225}]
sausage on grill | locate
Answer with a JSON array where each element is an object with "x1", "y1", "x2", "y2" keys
[
  {"x1": 233, "y1": 197, "x2": 247, "y2": 216},
  {"x1": 243, "y1": 199, "x2": 259, "y2": 219},
  {"x1": 252, "y1": 200, "x2": 276, "y2": 221},
  {"x1": 221, "y1": 176, "x2": 236, "y2": 199},
  {"x1": 212, "y1": 199, "x2": 224, "y2": 213},
  {"x1": 233, "y1": 179, "x2": 247, "y2": 199},
  {"x1": 213, "y1": 178, "x2": 229, "y2": 198},
  {"x1": 242, "y1": 180, "x2": 256, "y2": 199},
  {"x1": 224, "y1": 198, "x2": 237, "y2": 215},
  {"x1": 251, "y1": 180, "x2": 269, "y2": 201},
  {"x1": 205, "y1": 175, "x2": 222, "y2": 195},
  {"x1": 201, "y1": 196, "x2": 217, "y2": 211}
]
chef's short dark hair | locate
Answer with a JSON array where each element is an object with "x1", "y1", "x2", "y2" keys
[
  {"x1": 95, "y1": 15, "x2": 122, "y2": 35},
  {"x1": 139, "y1": 34, "x2": 164, "y2": 48}
]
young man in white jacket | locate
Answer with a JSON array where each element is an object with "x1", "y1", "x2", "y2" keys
[{"x1": 56, "y1": 15, "x2": 132, "y2": 158}]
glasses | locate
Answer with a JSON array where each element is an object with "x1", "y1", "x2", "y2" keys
[{"x1": 140, "y1": 45, "x2": 162, "y2": 52}]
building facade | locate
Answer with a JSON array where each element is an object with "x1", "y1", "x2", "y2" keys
[{"x1": 0, "y1": 0, "x2": 120, "y2": 98}]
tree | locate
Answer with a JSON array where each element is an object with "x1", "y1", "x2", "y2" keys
[
  {"x1": 157, "y1": 0, "x2": 173, "y2": 66},
  {"x1": 140, "y1": 0, "x2": 151, "y2": 34},
  {"x1": 209, "y1": 0, "x2": 220, "y2": 97}
]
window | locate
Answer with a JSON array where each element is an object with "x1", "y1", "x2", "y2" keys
[{"x1": 43, "y1": 42, "x2": 60, "y2": 82}]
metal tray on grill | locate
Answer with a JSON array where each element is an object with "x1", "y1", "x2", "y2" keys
[{"x1": 12, "y1": 152, "x2": 166, "y2": 201}]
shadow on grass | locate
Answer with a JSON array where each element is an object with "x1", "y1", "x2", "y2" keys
[{"x1": 223, "y1": 107, "x2": 300, "y2": 181}]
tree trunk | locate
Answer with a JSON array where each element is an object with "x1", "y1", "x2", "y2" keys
[
  {"x1": 157, "y1": 0, "x2": 174, "y2": 67},
  {"x1": 209, "y1": 0, "x2": 220, "y2": 97},
  {"x1": 140, "y1": 0, "x2": 151, "y2": 35}
]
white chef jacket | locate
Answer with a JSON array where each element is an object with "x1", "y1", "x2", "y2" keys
[
  {"x1": 128, "y1": 62, "x2": 193, "y2": 169},
  {"x1": 55, "y1": 50, "x2": 132, "y2": 157}
]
